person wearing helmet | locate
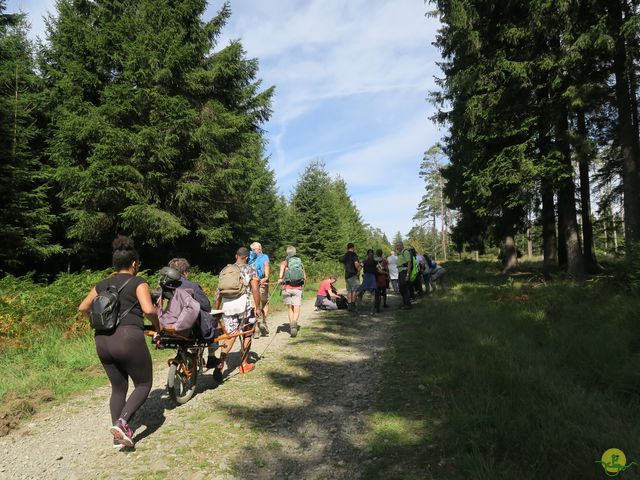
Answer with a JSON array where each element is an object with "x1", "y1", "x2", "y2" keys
[
  {"x1": 167, "y1": 258, "x2": 218, "y2": 368},
  {"x1": 156, "y1": 266, "x2": 201, "y2": 333}
]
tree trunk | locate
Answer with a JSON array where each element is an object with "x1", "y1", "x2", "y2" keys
[
  {"x1": 474, "y1": 250, "x2": 479, "y2": 261},
  {"x1": 576, "y1": 111, "x2": 599, "y2": 271},
  {"x1": 610, "y1": 0, "x2": 640, "y2": 253},
  {"x1": 541, "y1": 179, "x2": 558, "y2": 274},
  {"x1": 439, "y1": 172, "x2": 447, "y2": 261},
  {"x1": 556, "y1": 111, "x2": 586, "y2": 280},
  {"x1": 614, "y1": 216, "x2": 619, "y2": 253},
  {"x1": 557, "y1": 205, "x2": 567, "y2": 267},
  {"x1": 527, "y1": 227, "x2": 533, "y2": 259},
  {"x1": 502, "y1": 234, "x2": 518, "y2": 273},
  {"x1": 539, "y1": 90, "x2": 558, "y2": 277}
]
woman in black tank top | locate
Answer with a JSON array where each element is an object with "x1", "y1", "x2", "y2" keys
[{"x1": 79, "y1": 235, "x2": 159, "y2": 448}]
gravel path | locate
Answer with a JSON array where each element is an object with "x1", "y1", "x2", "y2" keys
[{"x1": 0, "y1": 293, "x2": 394, "y2": 479}]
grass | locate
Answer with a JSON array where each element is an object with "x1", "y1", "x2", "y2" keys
[{"x1": 365, "y1": 260, "x2": 640, "y2": 480}]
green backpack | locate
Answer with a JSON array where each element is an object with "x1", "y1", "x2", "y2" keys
[
  {"x1": 409, "y1": 256, "x2": 420, "y2": 282},
  {"x1": 283, "y1": 256, "x2": 305, "y2": 286}
]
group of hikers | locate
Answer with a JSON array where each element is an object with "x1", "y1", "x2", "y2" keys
[
  {"x1": 77, "y1": 235, "x2": 444, "y2": 448},
  {"x1": 331, "y1": 240, "x2": 446, "y2": 313},
  {"x1": 77, "y1": 236, "x2": 307, "y2": 448}
]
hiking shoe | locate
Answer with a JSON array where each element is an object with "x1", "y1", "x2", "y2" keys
[
  {"x1": 239, "y1": 362, "x2": 255, "y2": 374},
  {"x1": 205, "y1": 356, "x2": 217, "y2": 369},
  {"x1": 113, "y1": 438, "x2": 124, "y2": 449},
  {"x1": 253, "y1": 324, "x2": 261, "y2": 339},
  {"x1": 110, "y1": 419, "x2": 134, "y2": 447},
  {"x1": 259, "y1": 320, "x2": 269, "y2": 336},
  {"x1": 290, "y1": 324, "x2": 298, "y2": 337}
]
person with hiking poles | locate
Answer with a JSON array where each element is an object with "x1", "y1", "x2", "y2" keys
[
  {"x1": 215, "y1": 247, "x2": 262, "y2": 375},
  {"x1": 78, "y1": 235, "x2": 159, "y2": 448},
  {"x1": 249, "y1": 241, "x2": 270, "y2": 339},
  {"x1": 341, "y1": 242, "x2": 361, "y2": 312},
  {"x1": 278, "y1": 246, "x2": 306, "y2": 337},
  {"x1": 395, "y1": 240, "x2": 413, "y2": 309}
]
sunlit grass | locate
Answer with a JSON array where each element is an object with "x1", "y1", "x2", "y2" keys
[{"x1": 366, "y1": 260, "x2": 640, "y2": 480}]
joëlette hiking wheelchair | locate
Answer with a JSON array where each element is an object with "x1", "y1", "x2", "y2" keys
[{"x1": 144, "y1": 311, "x2": 255, "y2": 405}]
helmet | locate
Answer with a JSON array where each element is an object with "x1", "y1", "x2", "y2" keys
[{"x1": 159, "y1": 266, "x2": 182, "y2": 289}]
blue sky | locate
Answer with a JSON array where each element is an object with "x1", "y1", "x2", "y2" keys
[{"x1": 8, "y1": 0, "x2": 443, "y2": 239}]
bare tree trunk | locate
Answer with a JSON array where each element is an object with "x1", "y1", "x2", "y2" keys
[
  {"x1": 474, "y1": 250, "x2": 479, "y2": 261},
  {"x1": 439, "y1": 172, "x2": 447, "y2": 261},
  {"x1": 527, "y1": 227, "x2": 533, "y2": 259},
  {"x1": 576, "y1": 111, "x2": 599, "y2": 271},
  {"x1": 604, "y1": 220, "x2": 608, "y2": 253},
  {"x1": 614, "y1": 216, "x2": 619, "y2": 253},
  {"x1": 13, "y1": 65, "x2": 19, "y2": 159},
  {"x1": 556, "y1": 112, "x2": 586, "y2": 280}
]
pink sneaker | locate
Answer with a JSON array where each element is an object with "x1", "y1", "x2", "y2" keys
[{"x1": 110, "y1": 418, "x2": 134, "y2": 447}]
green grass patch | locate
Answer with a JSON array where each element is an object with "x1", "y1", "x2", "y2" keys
[{"x1": 366, "y1": 260, "x2": 640, "y2": 480}]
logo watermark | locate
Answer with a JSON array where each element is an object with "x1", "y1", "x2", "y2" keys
[{"x1": 596, "y1": 448, "x2": 637, "y2": 477}]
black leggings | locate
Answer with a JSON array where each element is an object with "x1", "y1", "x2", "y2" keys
[{"x1": 95, "y1": 325, "x2": 153, "y2": 424}]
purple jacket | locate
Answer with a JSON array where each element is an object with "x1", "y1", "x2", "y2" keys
[{"x1": 158, "y1": 288, "x2": 201, "y2": 332}]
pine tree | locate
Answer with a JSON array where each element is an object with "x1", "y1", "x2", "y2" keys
[
  {"x1": 43, "y1": 0, "x2": 275, "y2": 267},
  {"x1": 0, "y1": 8, "x2": 60, "y2": 272}
]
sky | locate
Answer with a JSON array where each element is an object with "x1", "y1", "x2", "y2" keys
[{"x1": 7, "y1": 0, "x2": 443, "y2": 240}]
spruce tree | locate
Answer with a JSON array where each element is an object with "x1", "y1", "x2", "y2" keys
[
  {"x1": 0, "y1": 9, "x2": 59, "y2": 272},
  {"x1": 43, "y1": 0, "x2": 275, "y2": 267}
]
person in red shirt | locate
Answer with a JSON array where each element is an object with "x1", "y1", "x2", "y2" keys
[{"x1": 315, "y1": 274, "x2": 341, "y2": 310}]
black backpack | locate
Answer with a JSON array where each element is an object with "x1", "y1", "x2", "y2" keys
[{"x1": 89, "y1": 277, "x2": 138, "y2": 332}]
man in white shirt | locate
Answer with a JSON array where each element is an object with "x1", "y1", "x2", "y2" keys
[{"x1": 387, "y1": 250, "x2": 399, "y2": 294}]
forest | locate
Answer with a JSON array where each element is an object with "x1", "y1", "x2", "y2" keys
[
  {"x1": 2, "y1": 2, "x2": 640, "y2": 478},
  {"x1": 419, "y1": 0, "x2": 640, "y2": 284},
  {"x1": 0, "y1": 0, "x2": 384, "y2": 278}
]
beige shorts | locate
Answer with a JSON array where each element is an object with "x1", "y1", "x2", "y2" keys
[
  {"x1": 259, "y1": 284, "x2": 269, "y2": 304},
  {"x1": 282, "y1": 288, "x2": 303, "y2": 306},
  {"x1": 345, "y1": 276, "x2": 360, "y2": 293}
]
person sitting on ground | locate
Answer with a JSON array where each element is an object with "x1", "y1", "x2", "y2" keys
[
  {"x1": 249, "y1": 241, "x2": 270, "y2": 339},
  {"x1": 215, "y1": 247, "x2": 262, "y2": 375},
  {"x1": 341, "y1": 242, "x2": 361, "y2": 312},
  {"x1": 374, "y1": 249, "x2": 390, "y2": 312},
  {"x1": 429, "y1": 262, "x2": 448, "y2": 293},
  {"x1": 357, "y1": 249, "x2": 378, "y2": 313},
  {"x1": 315, "y1": 274, "x2": 341, "y2": 310},
  {"x1": 278, "y1": 246, "x2": 306, "y2": 337},
  {"x1": 78, "y1": 235, "x2": 159, "y2": 449},
  {"x1": 423, "y1": 253, "x2": 434, "y2": 295}
]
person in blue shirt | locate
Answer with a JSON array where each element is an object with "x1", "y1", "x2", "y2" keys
[{"x1": 249, "y1": 241, "x2": 271, "y2": 338}]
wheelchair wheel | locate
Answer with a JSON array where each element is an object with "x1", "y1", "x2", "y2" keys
[{"x1": 167, "y1": 351, "x2": 198, "y2": 405}]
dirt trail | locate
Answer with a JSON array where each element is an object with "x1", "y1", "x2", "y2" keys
[{"x1": 0, "y1": 293, "x2": 395, "y2": 480}]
